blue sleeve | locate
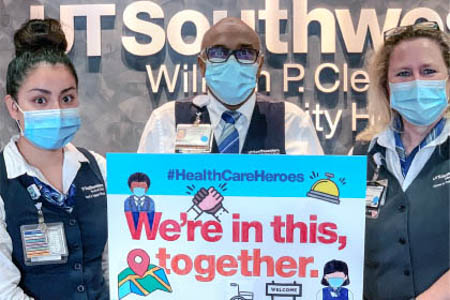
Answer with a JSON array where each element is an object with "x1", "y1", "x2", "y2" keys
[
  {"x1": 124, "y1": 196, "x2": 133, "y2": 211},
  {"x1": 146, "y1": 196, "x2": 155, "y2": 212}
]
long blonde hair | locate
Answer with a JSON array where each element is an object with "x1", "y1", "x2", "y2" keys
[{"x1": 357, "y1": 25, "x2": 450, "y2": 141}]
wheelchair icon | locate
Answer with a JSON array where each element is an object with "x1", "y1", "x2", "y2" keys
[{"x1": 230, "y1": 283, "x2": 254, "y2": 300}]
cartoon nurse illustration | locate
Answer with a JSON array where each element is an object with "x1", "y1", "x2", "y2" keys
[{"x1": 316, "y1": 260, "x2": 354, "y2": 300}]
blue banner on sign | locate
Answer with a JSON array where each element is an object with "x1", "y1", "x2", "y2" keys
[{"x1": 106, "y1": 154, "x2": 366, "y2": 198}]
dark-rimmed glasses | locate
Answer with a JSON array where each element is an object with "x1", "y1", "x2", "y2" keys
[
  {"x1": 203, "y1": 46, "x2": 259, "y2": 64},
  {"x1": 384, "y1": 21, "x2": 440, "y2": 41}
]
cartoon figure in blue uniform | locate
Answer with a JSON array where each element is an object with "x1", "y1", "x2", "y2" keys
[
  {"x1": 124, "y1": 172, "x2": 155, "y2": 229},
  {"x1": 317, "y1": 260, "x2": 354, "y2": 300}
]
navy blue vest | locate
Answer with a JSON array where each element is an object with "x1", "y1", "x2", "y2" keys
[
  {"x1": 175, "y1": 93, "x2": 286, "y2": 154},
  {"x1": 355, "y1": 138, "x2": 449, "y2": 299},
  {"x1": 0, "y1": 148, "x2": 108, "y2": 300}
]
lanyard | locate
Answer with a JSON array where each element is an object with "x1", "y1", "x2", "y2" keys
[
  {"x1": 194, "y1": 111, "x2": 202, "y2": 125},
  {"x1": 18, "y1": 175, "x2": 46, "y2": 225},
  {"x1": 371, "y1": 152, "x2": 386, "y2": 181},
  {"x1": 17, "y1": 174, "x2": 70, "y2": 265}
]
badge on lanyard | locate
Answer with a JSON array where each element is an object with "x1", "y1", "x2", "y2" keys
[
  {"x1": 19, "y1": 183, "x2": 69, "y2": 266},
  {"x1": 366, "y1": 179, "x2": 388, "y2": 219},
  {"x1": 175, "y1": 112, "x2": 213, "y2": 153},
  {"x1": 366, "y1": 154, "x2": 388, "y2": 219}
]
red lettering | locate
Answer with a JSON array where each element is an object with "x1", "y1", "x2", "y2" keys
[
  {"x1": 194, "y1": 255, "x2": 215, "y2": 282},
  {"x1": 270, "y1": 216, "x2": 286, "y2": 243},
  {"x1": 171, "y1": 254, "x2": 192, "y2": 275},
  {"x1": 217, "y1": 255, "x2": 238, "y2": 276},
  {"x1": 338, "y1": 235, "x2": 347, "y2": 250},
  {"x1": 159, "y1": 220, "x2": 181, "y2": 241},
  {"x1": 242, "y1": 221, "x2": 263, "y2": 242},
  {"x1": 201, "y1": 221, "x2": 223, "y2": 242},
  {"x1": 155, "y1": 247, "x2": 171, "y2": 274},
  {"x1": 186, "y1": 219, "x2": 203, "y2": 241},
  {"x1": 151, "y1": 248, "x2": 317, "y2": 281},
  {"x1": 298, "y1": 256, "x2": 315, "y2": 277},
  {"x1": 318, "y1": 222, "x2": 338, "y2": 244},
  {"x1": 237, "y1": 250, "x2": 253, "y2": 276},
  {"x1": 309, "y1": 215, "x2": 317, "y2": 243},
  {"x1": 286, "y1": 214, "x2": 308, "y2": 243},
  {"x1": 232, "y1": 214, "x2": 240, "y2": 242},
  {"x1": 276, "y1": 256, "x2": 297, "y2": 277},
  {"x1": 253, "y1": 248, "x2": 274, "y2": 276},
  {"x1": 125, "y1": 211, "x2": 161, "y2": 240}
]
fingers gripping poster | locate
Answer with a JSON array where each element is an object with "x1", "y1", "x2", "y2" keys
[{"x1": 107, "y1": 154, "x2": 366, "y2": 300}]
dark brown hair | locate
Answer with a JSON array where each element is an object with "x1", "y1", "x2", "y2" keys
[{"x1": 6, "y1": 18, "x2": 78, "y2": 100}]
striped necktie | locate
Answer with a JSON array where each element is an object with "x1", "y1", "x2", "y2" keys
[{"x1": 217, "y1": 110, "x2": 241, "y2": 153}]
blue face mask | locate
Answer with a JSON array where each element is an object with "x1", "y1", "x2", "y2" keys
[
  {"x1": 389, "y1": 79, "x2": 448, "y2": 126},
  {"x1": 16, "y1": 106, "x2": 81, "y2": 150},
  {"x1": 205, "y1": 57, "x2": 258, "y2": 106},
  {"x1": 133, "y1": 187, "x2": 146, "y2": 197},
  {"x1": 327, "y1": 277, "x2": 345, "y2": 288}
]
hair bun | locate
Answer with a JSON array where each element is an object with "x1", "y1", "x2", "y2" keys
[{"x1": 14, "y1": 18, "x2": 67, "y2": 56}]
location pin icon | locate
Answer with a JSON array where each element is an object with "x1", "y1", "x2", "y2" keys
[{"x1": 127, "y1": 249, "x2": 150, "y2": 277}]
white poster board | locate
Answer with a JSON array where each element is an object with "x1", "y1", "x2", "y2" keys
[{"x1": 107, "y1": 154, "x2": 366, "y2": 300}]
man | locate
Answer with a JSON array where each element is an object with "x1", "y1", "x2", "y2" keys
[
  {"x1": 124, "y1": 172, "x2": 155, "y2": 229},
  {"x1": 138, "y1": 17, "x2": 323, "y2": 155}
]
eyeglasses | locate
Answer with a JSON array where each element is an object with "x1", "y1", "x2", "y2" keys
[
  {"x1": 383, "y1": 21, "x2": 440, "y2": 41},
  {"x1": 203, "y1": 46, "x2": 259, "y2": 64}
]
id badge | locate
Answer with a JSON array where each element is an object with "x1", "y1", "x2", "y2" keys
[
  {"x1": 366, "y1": 179, "x2": 388, "y2": 219},
  {"x1": 175, "y1": 124, "x2": 213, "y2": 153},
  {"x1": 20, "y1": 222, "x2": 69, "y2": 266}
]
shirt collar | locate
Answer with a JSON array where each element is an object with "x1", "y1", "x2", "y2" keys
[
  {"x1": 3, "y1": 135, "x2": 89, "y2": 180},
  {"x1": 204, "y1": 91, "x2": 256, "y2": 128},
  {"x1": 394, "y1": 117, "x2": 446, "y2": 155},
  {"x1": 193, "y1": 92, "x2": 256, "y2": 128},
  {"x1": 374, "y1": 117, "x2": 449, "y2": 151}
]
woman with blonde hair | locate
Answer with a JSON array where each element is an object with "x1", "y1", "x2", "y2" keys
[{"x1": 354, "y1": 21, "x2": 449, "y2": 299}]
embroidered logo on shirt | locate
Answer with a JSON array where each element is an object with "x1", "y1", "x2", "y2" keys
[
  {"x1": 81, "y1": 184, "x2": 106, "y2": 199},
  {"x1": 247, "y1": 149, "x2": 280, "y2": 154},
  {"x1": 432, "y1": 172, "x2": 450, "y2": 188}
]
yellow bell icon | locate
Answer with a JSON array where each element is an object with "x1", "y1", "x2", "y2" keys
[{"x1": 307, "y1": 173, "x2": 340, "y2": 204}]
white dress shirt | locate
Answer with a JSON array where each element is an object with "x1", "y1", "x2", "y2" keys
[
  {"x1": 138, "y1": 92, "x2": 324, "y2": 155},
  {"x1": 0, "y1": 135, "x2": 107, "y2": 300}
]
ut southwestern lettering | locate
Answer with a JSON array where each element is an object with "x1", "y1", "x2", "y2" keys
[{"x1": 168, "y1": 169, "x2": 304, "y2": 183}]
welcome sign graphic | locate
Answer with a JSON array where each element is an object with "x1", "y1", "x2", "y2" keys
[{"x1": 107, "y1": 154, "x2": 366, "y2": 300}]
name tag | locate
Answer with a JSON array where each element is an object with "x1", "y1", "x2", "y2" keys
[
  {"x1": 175, "y1": 124, "x2": 213, "y2": 153},
  {"x1": 21, "y1": 222, "x2": 69, "y2": 266},
  {"x1": 366, "y1": 179, "x2": 388, "y2": 219}
]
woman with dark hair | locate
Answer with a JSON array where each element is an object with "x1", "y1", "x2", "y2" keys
[
  {"x1": 354, "y1": 21, "x2": 449, "y2": 299},
  {"x1": 0, "y1": 19, "x2": 108, "y2": 299},
  {"x1": 317, "y1": 259, "x2": 353, "y2": 300}
]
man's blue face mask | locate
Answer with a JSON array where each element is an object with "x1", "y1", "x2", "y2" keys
[
  {"x1": 16, "y1": 104, "x2": 81, "y2": 150},
  {"x1": 205, "y1": 56, "x2": 258, "y2": 106},
  {"x1": 133, "y1": 187, "x2": 146, "y2": 197},
  {"x1": 389, "y1": 79, "x2": 448, "y2": 126}
]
